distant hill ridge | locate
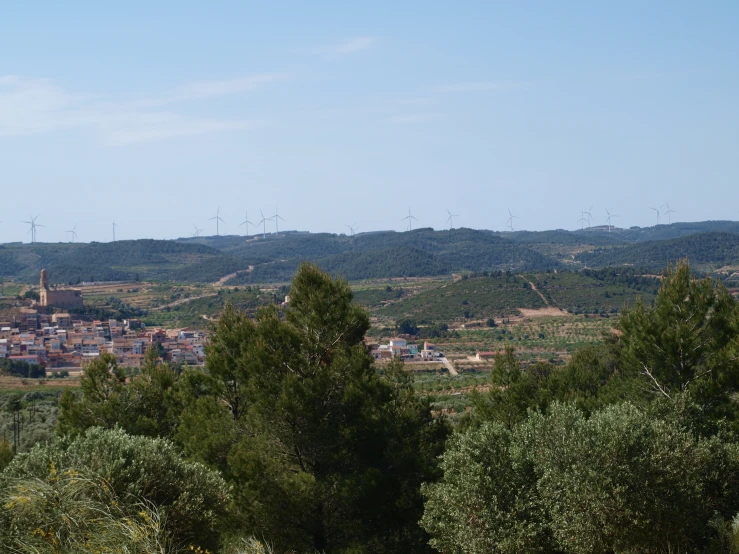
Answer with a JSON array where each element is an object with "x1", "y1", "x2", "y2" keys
[
  {"x1": 577, "y1": 231, "x2": 739, "y2": 270},
  {"x1": 1, "y1": 222, "x2": 739, "y2": 284}
]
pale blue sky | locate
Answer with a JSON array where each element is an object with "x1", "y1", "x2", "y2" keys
[{"x1": 1, "y1": 1, "x2": 738, "y2": 242}]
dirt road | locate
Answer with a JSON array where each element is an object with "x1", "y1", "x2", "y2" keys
[
  {"x1": 519, "y1": 275, "x2": 552, "y2": 307},
  {"x1": 215, "y1": 266, "x2": 254, "y2": 286},
  {"x1": 440, "y1": 357, "x2": 459, "y2": 376}
]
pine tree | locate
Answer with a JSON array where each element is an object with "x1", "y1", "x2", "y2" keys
[
  {"x1": 178, "y1": 263, "x2": 449, "y2": 552},
  {"x1": 618, "y1": 259, "x2": 739, "y2": 419}
]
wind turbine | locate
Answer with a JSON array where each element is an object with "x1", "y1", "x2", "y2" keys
[
  {"x1": 239, "y1": 212, "x2": 254, "y2": 237},
  {"x1": 192, "y1": 224, "x2": 203, "y2": 238},
  {"x1": 21, "y1": 216, "x2": 34, "y2": 243},
  {"x1": 506, "y1": 209, "x2": 520, "y2": 232},
  {"x1": 663, "y1": 204, "x2": 676, "y2": 225},
  {"x1": 402, "y1": 207, "x2": 418, "y2": 231},
  {"x1": 209, "y1": 207, "x2": 225, "y2": 236},
  {"x1": 605, "y1": 209, "x2": 618, "y2": 232},
  {"x1": 66, "y1": 224, "x2": 78, "y2": 243},
  {"x1": 21, "y1": 215, "x2": 44, "y2": 244},
  {"x1": 270, "y1": 206, "x2": 285, "y2": 234},
  {"x1": 112, "y1": 221, "x2": 119, "y2": 242},
  {"x1": 258, "y1": 210, "x2": 272, "y2": 239},
  {"x1": 446, "y1": 209, "x2": 460, "y2": 230},
  {"x1": 649, "y1": 207, "x2": 660, "y2": 225},
  {"x1": 584, "y1": 205, "x2": 593, "y2": 229},
  {"x1": 577, "y1": 215, "x2": 587, "y2": 230},
  {"x1": 345, "y1": 223, "x2": 359, "y2": 237}
]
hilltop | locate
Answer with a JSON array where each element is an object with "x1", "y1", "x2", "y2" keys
[
  {"x1": 1, "y1": 221, "x2": 739, "y2": 287},
  {"x1": 220, "y1": 228, "x2": 561, "y2": 284},
  {"x1": 503, "y1": 220, "x2": 739, "y2": 245},
  {"x1": 0, "y1": 229, "x2": 562, "y2": 285},
  {"x1": 0, "y1": 240, "x2": 243, "y2": 284}
]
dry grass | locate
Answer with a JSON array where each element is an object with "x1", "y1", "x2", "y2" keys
[{"x1": 0, "y1": 375, "x2": 80, "y2": 391}]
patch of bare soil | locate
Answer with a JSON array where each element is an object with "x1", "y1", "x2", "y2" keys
[{"x1": 518, "y1": 307, "x2": 570, "y2": 318}]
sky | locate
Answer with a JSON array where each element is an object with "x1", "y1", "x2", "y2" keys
[{"x1": 1, "y1": 1, "x2": 738, "y2": 243}]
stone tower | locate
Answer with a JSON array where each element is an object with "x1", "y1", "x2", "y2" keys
[{"x1": 38, "y1": 269, "x2": 83, "y2": 310}]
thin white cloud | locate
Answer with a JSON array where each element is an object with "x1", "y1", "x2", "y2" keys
[
  {"x1": 99, "y1": 112, "x2": 259, "y2": 146},
  {"x1": 167, "y1": 73, "x2": 287, "y2": 103},
  {"x1": 430, "y1": 81, "x2": 524, "y2": 93},
  {"x1": 301, "y1": 36, "x2": 376, "y2": 56},
  {"x1": 395, "y1": 97, "x2": 437, "y2": 107},
  {"x1": 386, "y1": 113, "x2": 436, "y2": 124},
  {"x1": 0, "y1": 74, "x2": 275, "y2": 145},
  {"x1": 334, "y1": 37, "x2": 375, "y2": 54}
]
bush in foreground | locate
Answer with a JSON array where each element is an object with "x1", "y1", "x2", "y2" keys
[
  {"x1": 422, "y1": 399, "x2": 739, "y2": 553},
  {"x1": 1, "y1": 427, "x2": 229, "y2": 552}
]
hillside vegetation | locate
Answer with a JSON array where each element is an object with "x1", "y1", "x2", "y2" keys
[
  {"x1": 379, "y1": 269, "x2": 658, "y2": 323},
  {"x1": 223, "y1": 228, "x2": 561, "y2": 284},
  {"x1": 379, "y1": 274, "x2": 546, "y2": 322},
  {"x1": 2, "y1": 221, "x2": 739, "y2": 286},
  {"x1": 505, "y1": 220, "x2": 739, "y2": 245},
  {"x1": 577, "y1": 232, "x2": 739, "y2": 270},
  {"x1": 527, "y1": 269, "x2": 659, "y2": 312},
  {"x1": 143, "y1": 287, "x2": 281, "y2": 328},
  {"x1": 0, "y1": 240, "x2": 242, "y2": 284},
  {"x1": 0, "y1": 229, "x2": 562, "y2": 284}
]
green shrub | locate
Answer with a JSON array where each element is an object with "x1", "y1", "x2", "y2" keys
[
  {"x1": 0, "y1": 471, "x2": 179, "y2": 553},
  {"x1": 422, "y1": 399, "x2": 739, "y2": 553},
  {"x1": 1, "y1": 427, "x2": 230, "y2": 552}
]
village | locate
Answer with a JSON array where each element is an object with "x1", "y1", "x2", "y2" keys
[
  {"x1": 0, "y1": 311, "x2": 206, "y2": 372},
  {"x1": 0, "y1": 312, "x2": 458, "y2": 374},
  {"x1": 0, "y1": 270, "x2": 454, "y2": 373},
  {"x1": 0, "y1": 270, "x2": 206, "y2": 372}
]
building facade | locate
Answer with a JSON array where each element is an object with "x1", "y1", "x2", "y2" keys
[{"x1": 39, "y1": 269, "x2": 83, "y2": 310}]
